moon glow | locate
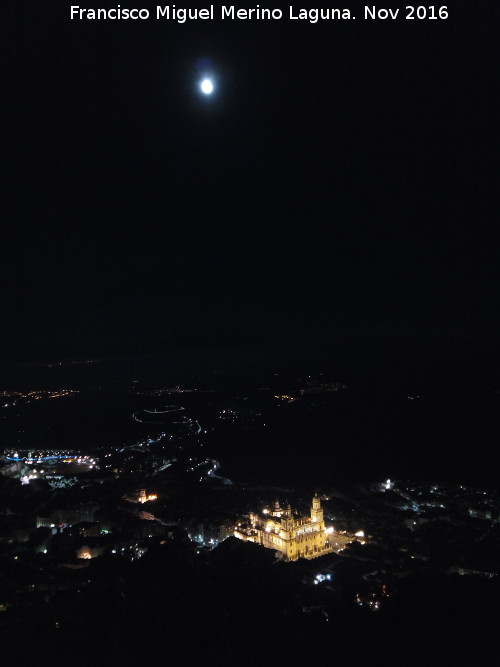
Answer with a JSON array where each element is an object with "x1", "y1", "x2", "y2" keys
[{"x1": 200, "y1": 79, "x2": 214, "y2": 95}]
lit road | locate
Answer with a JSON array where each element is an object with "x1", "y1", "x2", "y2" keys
[
  {"x1": 207, "y1": 459, "x2": 233, "y2": 485},
  {"x1": 132, "y1": 406, "x2": 185, "y2": 423}
]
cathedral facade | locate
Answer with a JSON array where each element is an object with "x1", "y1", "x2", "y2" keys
[{"x1": 235, "y1": 495, "x2": 345, "y2": 561}]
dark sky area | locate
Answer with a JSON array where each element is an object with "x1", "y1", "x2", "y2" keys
[{"x1": 2, "y1": 1, "x2": 497, "y2": 358}]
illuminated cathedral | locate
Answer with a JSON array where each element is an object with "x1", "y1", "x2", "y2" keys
[{"x1": 235, "y1": 494, "x2": 352, "y2": 561}]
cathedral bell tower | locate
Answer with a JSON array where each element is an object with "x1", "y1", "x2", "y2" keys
[
  {"x1": 281, "y1": 504, "x2": 293, "y2": 530},
  {"x1": 310, "y1": 494, "x2": 324, "y2": 526}
]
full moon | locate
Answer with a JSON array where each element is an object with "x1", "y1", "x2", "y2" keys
[{"x1": 200, "y1": 79, "x2": 214, "y2": 95}]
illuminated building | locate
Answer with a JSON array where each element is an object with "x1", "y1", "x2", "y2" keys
[
  {"x1": 76, "y1": 545, "x2": 104, "y2": 559},
  {"x1": 235, "y1": 495, "x2": 353, "y2": 561},
  {"x1": 138, "y1": 489, "x2": 157, "y2": 503},
  {"x1": 123, "y1": 489, "x2": 158, "y2": 504}
]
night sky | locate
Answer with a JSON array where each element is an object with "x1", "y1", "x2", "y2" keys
[{"x1": 3, "y1": 1, "x2": 497, "y2": 358}]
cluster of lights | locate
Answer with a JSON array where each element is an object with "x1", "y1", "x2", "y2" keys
[
  {"x1": 218, "y1": 408, "x2": 239, "y2": 421},
  {"x1": 1, "y1": 389, "x2": 77, "y2": 408},
  {"x1": 356, "y1": 594, "x2": 381, "y2": 611},
  {"x1": 274, "y1": 395, "x2": 297, "y2": 403},
  {"x1": 136, "y1": 386, "x2": 201, "y2": 395}
]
